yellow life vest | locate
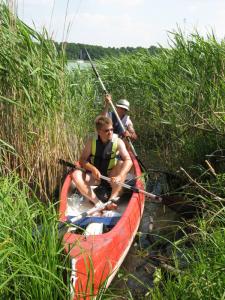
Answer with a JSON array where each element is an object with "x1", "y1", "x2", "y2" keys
[{"x1": 90, "y1": 134, "x2": 118, "y2": 175}]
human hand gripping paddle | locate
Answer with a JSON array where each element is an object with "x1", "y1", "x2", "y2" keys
[
  {"x1": 84, "y1": 48, "x2": 147, "y2": 172},
  {"x1": 59, "y1": 159, "x2": 162, "y2": 202}
]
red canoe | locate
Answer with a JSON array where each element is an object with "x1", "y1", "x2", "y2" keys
[{"x1": 59, "y1": 152, "x2": 145, "y2": 299}]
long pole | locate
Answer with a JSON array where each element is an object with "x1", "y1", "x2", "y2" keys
[
  {"x1": 85, "y1": 48, "x2": 147, "y2": 172},
  {"x1": 59, "y1": 159, "x2": 162, "y2": 202}
]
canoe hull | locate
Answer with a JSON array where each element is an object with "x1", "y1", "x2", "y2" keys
[{"x1": 59, "y1": 152, "x2": 145, "y2": 299}]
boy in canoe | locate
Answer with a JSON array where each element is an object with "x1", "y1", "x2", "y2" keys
[
  {"x1": 71, "y1": 115, "x2": 133, "y2": 208},
  {"x1": 101, "y1": 94, "x2": 137, "y2": 140}
]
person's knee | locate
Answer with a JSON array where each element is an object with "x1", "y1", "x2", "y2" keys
[{"x1": 70, "y1": 170, "x2": 82, "y2": 184}]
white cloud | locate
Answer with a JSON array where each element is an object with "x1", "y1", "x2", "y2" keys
[{"x1": 62, "y1": 11, "x2": 162, "y2": 47}]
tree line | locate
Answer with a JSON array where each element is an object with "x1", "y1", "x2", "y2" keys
[{"x1": 54, "y1": 42, "x2": 161, "y2": 60}]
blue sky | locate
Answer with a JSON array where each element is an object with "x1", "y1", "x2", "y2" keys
[{"x1": 16, "y1": 0, "x2": 225, "y2": 48}]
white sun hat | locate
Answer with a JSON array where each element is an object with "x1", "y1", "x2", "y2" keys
[{"x1": 116, "y1": 99, "x2": 130, "y2": 111}]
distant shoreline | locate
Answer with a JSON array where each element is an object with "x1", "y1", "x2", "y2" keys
[{"x1": 55, "y1": 42, "x2": 161, "y2": 61}]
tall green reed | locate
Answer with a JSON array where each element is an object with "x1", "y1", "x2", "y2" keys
[
  {"x1": 0, "y1": 3, "x2": 98, "y2": 199},
  {"x1": 97, "y1": 30, "x2": 225, "y2": 170}
]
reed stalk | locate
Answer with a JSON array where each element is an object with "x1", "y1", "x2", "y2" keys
[{"x1": 0, "y1": 3, "x2": 97, "y2": 199}]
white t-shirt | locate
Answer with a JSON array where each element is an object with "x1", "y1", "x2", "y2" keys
[{"x1": 108, "y1": 112, "x2": 134, "y2": 135}]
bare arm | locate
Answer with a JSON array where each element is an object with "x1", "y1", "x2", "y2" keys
[
  {"x1": 79, "y1": 139, "x2": 101, "y2": 180},
  {"x1": 101, "y1": 94, "x2": 111, "y2": 117},
  {"x1": 124, "y1": 116, "x2": 137, "y2": 140},
  {"x1": 117, "y1": 138, "x2": 133, "y2": 177},
  {"x1": 127, "y1": 124, "x2": 137, "y2": 140}
]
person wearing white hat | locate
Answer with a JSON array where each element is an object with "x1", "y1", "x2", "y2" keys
[{"x1": 101, "y1": 94, "x2": 137, "y2": 140}]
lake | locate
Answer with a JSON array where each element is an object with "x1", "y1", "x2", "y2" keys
[{"x1": 67, "y1": 60, "x2": 91, "y2": 70}]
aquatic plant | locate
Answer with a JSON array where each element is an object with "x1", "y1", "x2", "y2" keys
[{"x1": 0, "y1": 3, "x2": 97, "y2": 199}]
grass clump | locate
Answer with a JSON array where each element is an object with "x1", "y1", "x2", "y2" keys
[
  {"x1": 148, "y1": 171, "x2": 225, "y2": 300},
  {"x1": 151, "y1": 221, "x2": 225, "y2": 300},
  {"x1": 0, "y1": 174, "x2": 70, "y2": 299}
]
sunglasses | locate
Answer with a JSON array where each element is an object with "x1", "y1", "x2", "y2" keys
[{"x1": 102, "y1": 128, "x2": 113, "y2": 133}]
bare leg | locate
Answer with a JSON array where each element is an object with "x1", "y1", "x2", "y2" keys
[
  {"x1": 70, "y1": 169, "x2": 100, "y2": 205},
  {"x1": 108, "y1": 161, "x2": 128, "y2": 200}
]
